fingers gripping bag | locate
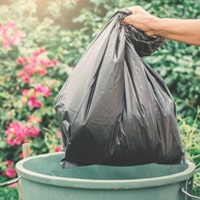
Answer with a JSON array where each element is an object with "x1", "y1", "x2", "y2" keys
[{"x1": 55, "y1": 9, "x2": 185, "y2": 166}]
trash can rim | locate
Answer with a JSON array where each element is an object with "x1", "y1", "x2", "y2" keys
[{"x1": 16, "y1": 152, "x2": 195, "y2": 190}]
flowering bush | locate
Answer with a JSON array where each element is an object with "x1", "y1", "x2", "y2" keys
[
  {"x1": 0, "y1": 20, "x2": 22, "y2": 50},
  {"x1": 0, "y1": 37, "x2": 63, "y2": 183},
  {"x1": 0, "y1": 0, "x2": 199, "y2": 199},
  {"x1": 5, "y1": 121, "x2": 40, "y2": 146},
  {"x1": 18, "y1": 48, "x2": 58, "y2": 84},
  {"x1": 2, "y1": 161, "x2": 16, "y2": 179},
  {"x1": 0, "y1": 2, "x2": 68, "y2": 199}
]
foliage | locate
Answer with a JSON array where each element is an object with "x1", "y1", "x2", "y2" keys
[
  {"x1": 0, "y1": 0, "x2": 199, "y2": 199},
  {"x1": 179, "y1": 108, "x2": 200, "y2": 195},
  {"x1": 0, "y1": 1, "x2": 67, "y2": 198}
]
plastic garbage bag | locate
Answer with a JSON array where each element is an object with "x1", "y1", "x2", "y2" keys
[{"x1": 55, "y1": 9, "x2": 185, "y2": 166}]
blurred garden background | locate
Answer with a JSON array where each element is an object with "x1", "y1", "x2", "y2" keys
[{"x1": 0, "y1": 0, "x2": 199, "y2": 199}]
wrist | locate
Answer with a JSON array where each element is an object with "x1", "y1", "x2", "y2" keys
[{"x1": 146, "y1": 16, "x2": 161, "y2": 37}]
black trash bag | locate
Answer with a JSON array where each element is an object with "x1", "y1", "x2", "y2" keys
[{"x1": 55, "y1": 9, "x2": 185, "y2": 166}]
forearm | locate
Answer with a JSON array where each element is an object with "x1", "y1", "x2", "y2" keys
[
  {"x1": 123, "y1": 6, "x2": 200, "y2": 46},
  {"x1": 151, "y1": 18, "x2": 200, "y2": 46}
]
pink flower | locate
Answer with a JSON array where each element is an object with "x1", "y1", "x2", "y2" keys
[
  {"x1": 19, "y1": 71, "x2": 30, "y2": 83},
  {"x1": 30, "y1": 127, "x2": 40, "y2": 138},
  {"x1": 56, "y1": 132, "x2": 62, "y2": 138},
  {"x1": 23, "y1": 126, "x2": 31, "y2": 137},
  {"x1": 14, "y1": 137, "x2": 25, "y2": 145},
  {"x1": 10, "y1": 183, "x2": 17, "y2": 189},
  {"x1": 17, "y1": 57, "x2": 29, "y2": 65},
  {"x1": 54, "y1": 146, "x2": 63, "y2": 152},
  {"x1": 19, "y1": 153, "x2": 24, "y2": 159},
  {"x1": 5, "y1": 121, "x2": 24, "y2": 146},
  {"x1": 24, "y1": 64, "x2": 36, "y2": 75},
  {"x1": 5, "y1": 121, "x2": 40, "y2": 147},
  {"x1": 22, "y1": 89, "x2": 29, "y2": 96},
  {"x1": 35, "y1": 67, "x2": 47, "y2": 75},
  {"x1": 28, "y1": 96, "x2": 42, "y2": 108},
  {"x1": 0, "y1": 21, "x2": 22, "y2": 50},
  {"x1": 34, "y1": 83, "x2": 42, "y2": 91},
  {"x1": 51, "y1": 60, "x2": 59, "y2": 67},
  {"x1": 13, "y1": 30, "x2": 22, "y2": 43},
  {"x1": 5, "y1": 122, "x2": 25, "y2": 145},
  {"x1": 34, "y1": 83, "x2": 52, "y2": 98},
  {"x1": 3, "y1": 168, "x2": 16, "y2": 178},
  {"x1": 39, "y1": 59, "x2": 52, "y2": 66},
  {"x1": 2, "y1": 41, "x2": 10, "y2": 50},
  {"x1": 6, "y1": 20, "x2": 16, "y2": 28},
  {"x1": 6, "y1": 160, "x2": 14, "y2": 167},
  {"x1": 30, "y1": 56, "x2": 38, "y2": 64},
  {"x1": 6, "y1": 139, "x2": 15, "y2": 146},
  {"x1": 33, "y1": 48, "x2": 45, "y2": 57},
  {"x1": 17, "y1": 47, "x2": 59, "y2": 83},
  {"x1": 22, "y1": 87, "x2": 49, "y2": 108},
  {"x1": 17, "y1": 47, "x2": 58, "y2": 82}
]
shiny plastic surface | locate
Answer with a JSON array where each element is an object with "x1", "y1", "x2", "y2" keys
[{"x1": 55, "y1": 9, "x2": 184, "y2": 166}]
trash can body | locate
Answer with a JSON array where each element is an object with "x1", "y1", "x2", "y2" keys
[{"x1": 16, "y1": 153, "x2": 195, "y2": 200}]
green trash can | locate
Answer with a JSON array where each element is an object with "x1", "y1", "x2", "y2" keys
[{"x1": 16, "y1": 152, "x2": 196, "y2": 200}]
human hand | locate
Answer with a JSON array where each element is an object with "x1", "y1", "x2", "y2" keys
[{"x1": 123, "y1": 6, "x2": 158, "y2": 37}]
